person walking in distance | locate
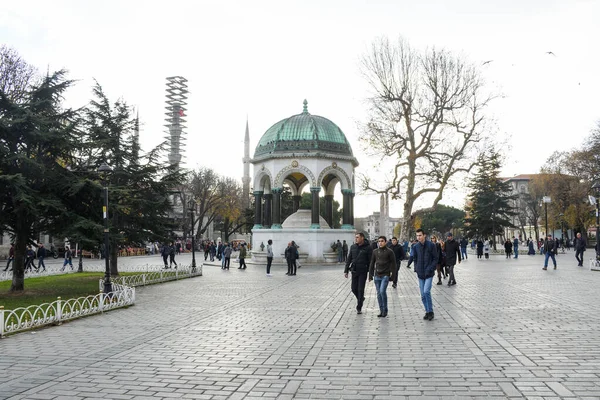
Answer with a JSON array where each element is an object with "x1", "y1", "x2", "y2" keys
[
  {"x1": 444, "y1": 232, "x2": 461, "y2": 286},
  {"x1": 389, "y1": 237, "x2": 405, "y2": 289},
  {"x1": 223, "y1": 243, "x2": 232, "y2": 270},
  {"x1": 344, "y1": 232, "x2": 373, "y2": 315},
  {"x1": 460, "y1": 237, "x2": 468, "y2": 260},
  {"x1": 25, "y1": 245, "x2": 37, "y2": 272},
  {"x1": 285, "y1": 241, "x2": 298, "y2": 275},
  {"x1": 542, "y1": 234, "x2": 557, "y2": 270},
  {"x1": 4, "y1": 243, "x2": 14, "y2": 271},
  {"x1": 169, "y1": 242, "x2": 178, "y2": 269},
  {"x1": 574, "y1": 232, "x2": 586, "y2": 267},
  {"x1": 412, "y1": 229, "x2": 438, "y2": 321},
  {"x1": 369, "y1": 236, "x2": 397, "y2": 318},
  {"x1": 342, "y1": 240, "x2": 348, "y2": 262},
  {"x1": 238, "y1": 243, "x2": 247, "y2": 269},
  {"x1": 37, "y1": 243, "x2": 47, "y2": 272},
  {"x1": 513, "y1": 236, "x2": 519, "y2": 259},
  {"x1": 161, "y1": 243, "x2": 169, "y2": 268},
  {"x1": 61, "y1": 246, "x2": 73, "y2": 271},
  {"x1": 266, "y1": 239, "x2": 274, "y2": 276}
]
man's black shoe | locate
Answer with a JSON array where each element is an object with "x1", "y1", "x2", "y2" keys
[
  {"x1": 427, "y1": 312, "x2": 434, "y2": 321},
  {"x1": 447, "y1": 282, "x2": 452, "y2": 286},
  {"x1": 357, "y1": 309, "x2": 362, "y2": 314},
  {"x1": 437, "y1": 281, "x2": 442, "y2": 285},
  {"x1": 423, "y1": 312, "x2": 430, "y2": 320},
  {"x1": 377, "y1": 313, "x2": 383, "y2": 317},
  {"x1": 382, "y1": 311, "x2": 388, "y2": 317},
  {"x1": 451, "y1": 281, "x2": 457, "y2": 286},
  {"x1": 392, "y1": 284, "x2": 397, "y2": 288}
]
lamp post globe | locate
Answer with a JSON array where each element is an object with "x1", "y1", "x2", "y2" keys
[{"x1": 98, "y1": 163, "x2": 112, "y2": 294}]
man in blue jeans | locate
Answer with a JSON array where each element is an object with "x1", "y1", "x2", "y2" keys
[
  {"x1": 369, "y1": 236, "x2": 397, "y2": 318},
  {"x1": 542, "y1": 234, "x2": 557, "y2": 270},
  {"x1": 513, "y1": 237, "x2": 519, "y2": 259},
  {"x1": 412, "y1": 229, "x2": 438, "y2": 321}
]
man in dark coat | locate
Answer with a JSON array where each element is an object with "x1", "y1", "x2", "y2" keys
[
  {"x1": 369, "y1": 236, "x2": 397, "y2": 317},
  {"x1": 389, "y1": 237, "x2": 405, "y2": 288},
  {"x1": 574, "y1": 232, "x2": 586, "y2": 267},
  {"x1": 444, "y1": 232, "x2": 461, "y2": 286},
  {"x1": 413, "y1": 229, "x2": 438, "y2": 321},
  {"x1": 344, "y1": 232, "x2": 373, "y2": 314}
]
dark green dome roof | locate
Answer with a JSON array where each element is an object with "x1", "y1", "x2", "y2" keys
[{"x1": 254, "y1": 100, "x2": 354, "y2": 159}]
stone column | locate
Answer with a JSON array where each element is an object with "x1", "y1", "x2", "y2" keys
[
  {"x1": 310, "y1": 187, "x2": 321, "y2": 229},
  {"x1": 350, "y1": 192, "x2": 355, "y2": 228},
  {"x1": 342, "y1": 189, "x2": 352, "y2": 229},
  {"x1": 271, "y1": 188, "x2": 282, "y2": 229},
  {"x1": 324, "y1": 194, "x2": 334, "y2": 228},
  {"x1": 292, "y1": 195, "x2": 302, "y2": 213},
  {"x1": 253, "y1": 191, "x2": 263, "y2": 229},
  {"x1": 263, "y1": 193, "x2": 272, "y2": 228}
]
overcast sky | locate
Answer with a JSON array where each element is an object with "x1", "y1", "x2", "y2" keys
[{"x1": 2, "y1": 0, "x2": 598, "y2": 217}]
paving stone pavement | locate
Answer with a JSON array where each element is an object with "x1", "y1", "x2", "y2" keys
[{"x1": 1, "y1": 251, "x2": 600, "y2": 399}]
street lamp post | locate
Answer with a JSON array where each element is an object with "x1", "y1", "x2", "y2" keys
[
  {"x1": 189, "y1": 200, "x2": 197, "y2": 269},
  {"x1": 98, "y1": 163, "x2": 112, "y2": 294},
  {"x1": 542, "y1": 196, "x2": 551, "y2": 238},
  {"x1": 558, "y1": 213, "x2": 564, "y2": 246},
  {"x1": 592, "y1": 182, "x2": 600, "y2": 261}
]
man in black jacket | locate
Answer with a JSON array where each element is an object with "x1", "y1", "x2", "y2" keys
[
  {"x1": 344, "y1": 232, "x2": 373, "y2": 314},
  {"x1": 574, "y1": 232, "x2": 586, "y2": 267},
  {"x1": 389, "y1": 237, "x2": 405, "y2": 288},
  {"x1": 542, "y1": 234, "x2": 557, "y2": 270},
  {"x1": 444, "y1": 233, "x2": 461, "y2": 286},
  {"x1": 369, "y1": 236, "x2": 397, "y2": 317}
]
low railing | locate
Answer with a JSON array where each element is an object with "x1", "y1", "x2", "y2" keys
[
  {"x1": 0, "y1": 285, "x2": 135, "y2": 337},
  {"x1": 98, "y1": 264, "x2": 202, "y2": 290},
  {"x1": 0, "y1": 263, "x2": 167, "y2": 282}
]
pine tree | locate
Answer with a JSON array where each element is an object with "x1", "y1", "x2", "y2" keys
[
  {"x1": 465, "y1": 149, "x2": 517, "y2": 250},
  {"x1": 0, "y1": 70, "x2": 79, "y2": 291}
]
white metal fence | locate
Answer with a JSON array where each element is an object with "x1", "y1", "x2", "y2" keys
[
  {"x1": 0, "y1": 263, "x2": 168, "y2": 282},
  {"x1": 97, "y1": 264, "x2": 202, "y2": 290},
  {"x1": 0, "y1": 285, "x2": 135, "y2": 337},
  {"x1": 0, "y1": 264, "x2": 202, "y2": 337}
]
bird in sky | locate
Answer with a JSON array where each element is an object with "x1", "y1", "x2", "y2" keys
[
  {"x1": 546, "y1": 51, "x2": 556, "y2": 56},
  {"x1": 482, "y1": 60, "x2": 493, "y2": 66}
]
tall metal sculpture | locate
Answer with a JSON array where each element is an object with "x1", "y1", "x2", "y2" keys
[{"x1": 164, "y1": 76, "x2": 188, "y2": 168}]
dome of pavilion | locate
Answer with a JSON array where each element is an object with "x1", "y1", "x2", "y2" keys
[{"x1": 253, "y1": 100, "x2": 354, "y2": 159}]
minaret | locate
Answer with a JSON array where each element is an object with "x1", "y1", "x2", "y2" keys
[
  {"x1": 164, "y1": 76, "x2": 188, "y2": 169},
  {"x1": 242, "y1": 118, "x2": 251, "y2": 210},
  {"x1": 132, "y1": 110, "x2": 140, "y2": 163}
]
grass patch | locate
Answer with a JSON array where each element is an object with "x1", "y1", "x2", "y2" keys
[{"x1": 0, "y1": 272, "x2": 143, "y2": 311}]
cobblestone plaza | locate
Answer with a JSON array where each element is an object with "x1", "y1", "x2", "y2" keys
[{"x1": 1, "y1": 252, "x2": 600, "y2": 399}]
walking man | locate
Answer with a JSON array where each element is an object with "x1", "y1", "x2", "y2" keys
[
  {"x1": 61, "y1": 246, "x2": 73, "y2": 271},
  {"x1": 37, "y1": 243, "x2": 47, "y2": 272},
  {"x1": 238, "y1": 243, "x2": 247, "y2": 269},
  {"x1": 344, "y1": 232, "x2": 373, "y2": 314},
  {"x1": 542, "y1": 234, "x2": 557, "y2": 270},
  {"x1": 266, "y1": 239, "x2": 273, "y2": 276},
  {"x1": 369, "y1": 236, "x2": 397, "y2": 317},
  {"x1": 444, "y1": 232, "x2": 461, "y2": 286},
  {"x1": 389, "y1": 237, "x2": 405, "y2": 288},
  {"x1": 336, "y1": 239, "x2": 343, "y2": 263},
  {"x1": 574, "y1": 232, "x2": 586, "y2": 267},
  {"x1": 412, "y1": 229, "x2": 438, "y2": 321},
  {"x1": 169, "y1": 242, "x2": 178, "y2": 268},
  {"x1": 459, "y1": 237, "x2": 468, "y2": 260},
  {"x1": 4, "y1": 243, "x2": 14, "y2": 271},
  {"x1": 513, "y1": 236, "x2": 519, "y2": 259},
  {"x1": 342, "y1": 240, "x2": 348, "y2": 262},
  {"x1": 223, "y1": 243, "x2": 232, "y2": 270}
]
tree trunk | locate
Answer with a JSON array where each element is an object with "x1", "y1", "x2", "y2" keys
[{"x1": 10, "y1": 228, "x2": 27, "y2": 292}]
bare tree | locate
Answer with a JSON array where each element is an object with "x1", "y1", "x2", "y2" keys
[
  {"x1": 360, "y1": 37, "x2": 494, "y2": 239},
  {"x1": 0, "y1": 45, "x2": 38, "y2": 102}
]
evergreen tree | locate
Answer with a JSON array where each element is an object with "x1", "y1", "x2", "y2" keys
[
  {"x1": 0, "y1": 70, "x2": 79, "y2": 291},
  {"x1": 465, "y1": 149, "x2": 517, "y2": 249},
  {"x1": 74, "y1": 83, "x2": 183, "y2": 275}
]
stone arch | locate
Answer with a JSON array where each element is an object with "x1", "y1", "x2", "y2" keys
[
  {"x1": 275, "y1": 164, "x2": 316, "y2": 188},
  {"x1": 317, "y1": 165, "x2": 352, "y2": 191},
  {"x1": 254, "y1": 168, "x2": 273, "y2": 192}
]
